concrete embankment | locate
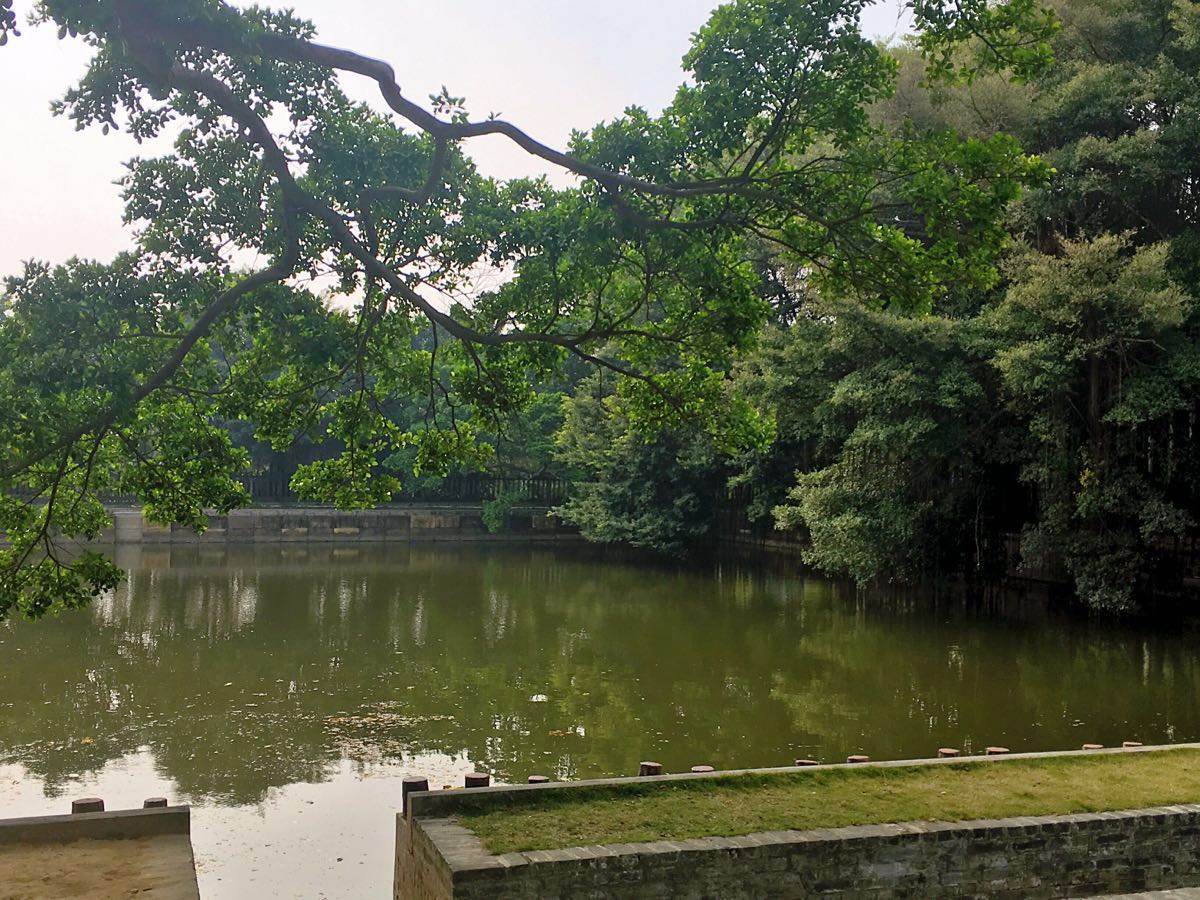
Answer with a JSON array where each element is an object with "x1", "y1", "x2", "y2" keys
[
  {"x1": 396, "y1": 744, "x2": 1200, "y2": 899},
  {"x1": 0, "y1": 804, "x2": 198, "y2": 900},
  {"x1": 103, "y1": 504, "x2": 581, "y2": 544}
]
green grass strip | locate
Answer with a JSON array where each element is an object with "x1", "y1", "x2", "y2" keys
[{"x1": 461, "y1": 749, "x2": 1200, "y2": 855}]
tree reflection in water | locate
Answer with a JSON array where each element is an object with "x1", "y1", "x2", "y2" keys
[{"x1": 3, "y1": 543, "x2": 1199, "y2": 809}]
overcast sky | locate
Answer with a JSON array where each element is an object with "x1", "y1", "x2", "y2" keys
[{"x1": 0, "y1": 1, "x2": 911, "y2": 278}]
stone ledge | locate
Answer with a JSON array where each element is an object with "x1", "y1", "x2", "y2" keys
[
  {"x1": 432, "y1": 805, "x2": 1200, "y2": 876},
  {"x1": 0, "y1": 805, "x2": 191, "y2": 846},
  {"x1": 396, "y1": 745, "x2": 1200, "y2": 899},
  {"x1": 405, "y1": 742, "x2": 1200, "y2": 820},
  {"x1": 90, "y1": 504, "x2": 584, "y2": 545},
  {"x1": 402, "y1": 805, "x2": 1200, "y2": 899}
]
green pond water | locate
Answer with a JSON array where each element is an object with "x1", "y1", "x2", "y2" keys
[{"x1": 1, "y1": 543, "x2": 1198, "y2": 897}]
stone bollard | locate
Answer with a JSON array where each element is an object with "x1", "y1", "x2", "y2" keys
[
  {"x1": 1082, "y1": 744, "x2": 1104, "y2": 751},
  {"x1": 464, "y1": 773, "x2": 491, "y2": 789},
  {"x1": 794, "y1": 759, "x2": 820, "y2": 767},
  {"x1": 401, "y1": 777, "x2": 429, "y2": 815},
  {"x1": 527, "y1": 775, "x2": 551, "y2": 785},
  {"x1": 1123, "y1": 742, "x2": 1144, "y2": 748},
  {"x1": 72, "y1": 798, "x2": 104, "y2": 814},
  {"x1": 937, "y1": 749, "x2": 961, "y2": 758},
  {"x1": 847, "y1": 755, "x2": 870, "y2": 764},
  {"x1": 143, "y1": 798, "x2": 168, "y2": 808},
  {"x1": 690, "y1": 765, "x2": 715, "y2": 774},
  {"x1": 638, "y1": 762, "x2": 664, "y2": 777},
  {"x1": 985, "y1": 747, "x2": 1010, "y2": 756}
]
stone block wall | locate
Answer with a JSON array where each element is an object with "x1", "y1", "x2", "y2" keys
[
  {"x1": 102, "y1": 505, "x2": 579, "y2": 544},
  {"x1": 401, "y1": 806, "x2": 1200, "y2": 899},
  {"x1": 0, "y1": 805, "x2": 192, "y2": 845},
  {"x1": 395, "y1": 813, "x2": 456, "y2": 900},
  {"x1": 395, "y1": 747, "x2": 1200, "y2": 899}
]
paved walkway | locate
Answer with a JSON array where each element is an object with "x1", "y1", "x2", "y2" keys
[
  {"x1": 1095, "y1": 891, "x2": 1200, "y2": 899},
  {"x1": 0, "y1": 834, "x2": 200, "y2": 899}
]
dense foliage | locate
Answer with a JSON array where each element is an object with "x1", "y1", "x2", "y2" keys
[
  {"x1": 0, "y1": 0, "x2": 1057, "y2": 619},
  {"x1": 560, "y1": 0, "x2": 1200, "y2": 613}
]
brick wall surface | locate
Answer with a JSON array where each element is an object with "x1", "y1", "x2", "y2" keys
[
  {"x1": 395, "y1": 748, "x2": 1200, "y2": 899},
  {"x1": 399, "y1": 805, "x2": 1200, "y2": 899}
]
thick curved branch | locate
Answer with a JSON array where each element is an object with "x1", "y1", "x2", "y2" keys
[
  {"x1": 160, "y1": 59, "x2": 631, "y2": 349},
  {"x1": 114, "y1": 0, "x2": 758, "y2": 200}
]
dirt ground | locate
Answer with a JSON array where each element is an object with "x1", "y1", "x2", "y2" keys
[{"x1": 0, "y1": 834, "x2": 200, "y2": 899}]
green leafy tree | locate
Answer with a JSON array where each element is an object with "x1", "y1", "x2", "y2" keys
[
  {"x1": 758, "y1": 0, "x2": 1200, "y2": 610},
  {"x1": 554, "y1": 377, "x2": 735, "y2": 554},
  {"x1": 0, "y1": 0, "x2": 1055, "y2": 618},
  {"x1": 987, "y1": 0, "x2": 1200, "y2": 608},
  {"x1": 749, "y1": 300, "x2": 1018, "y2": 583},
  {"x1": 990, "y1": 236, "x2": 1199, "y2": 610}
]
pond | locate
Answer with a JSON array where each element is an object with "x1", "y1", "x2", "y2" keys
[{"x1": 2, "y1": 543, "x2": 1199, "y2": 897}]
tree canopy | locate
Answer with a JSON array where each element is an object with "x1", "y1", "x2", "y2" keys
[
  {"x1": 559, "y1": 0, "x2": 1200, "y2": 613},
  {"x1": 0, "y1": 0, "x2": 1061, "y2": 619}
]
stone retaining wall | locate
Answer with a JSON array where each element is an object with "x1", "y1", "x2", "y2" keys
[
  {"x1": 103, "y1": 505, "x2": 580, "y2": 544},
  {"x1": 0, "y1": 805, "x2": 191, "y2": 845},
  {"x1": 395, "y1": 746, "x2": 1200, "y2": 899},
  {"x1": 0, "y1": 806, "x2": 199, "y2": 900}
]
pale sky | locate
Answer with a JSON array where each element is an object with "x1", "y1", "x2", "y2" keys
[{"x1": 0, "y1": 1, "x2": 911, "y2": 278}]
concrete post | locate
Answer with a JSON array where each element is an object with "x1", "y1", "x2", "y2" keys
[
  {"x1": 527, "y1": 775, "x2": 551, "y2": 784},
  {"x1": 690, "y1": 765, "x2": 715, "y2": 774},
  {"x1": 402, "y1": 777, "x2": 429, "y2": 815},
  {"x1": 847, "y1": 755, "x2": 870, "y2": 764},
  {"x1": 72, "y1": 798, "x2": 105, "y2": 814},
  {"x1": 986, "y1": 747, "x2": 1010, "y2": 756},
  {"x1": 1123, "y1": 741, "x2": 1144, "y2": 748},
  {"x1": 938, "y1": 749, "x2": 961, "y2": 758},
  {"x1": 1082, "y1": 744, "x2": 1104, "y2": 751},
  {"x1": 794, "y1": 759, "x2": 819, "y2": 767},
  {"x1": 143, "y1": 797, "x2": 168, "y2": 808},
  {"x1": 464, "y1": 773, "x2": 491, "y2": 788},
  {"x1": 638, "y1": 762, "x2": 663, "y2": 777}
]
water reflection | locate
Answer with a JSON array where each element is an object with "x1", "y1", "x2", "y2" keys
[{"x1": 2, "y1": 544, "x2": 1200, "y2": 896}]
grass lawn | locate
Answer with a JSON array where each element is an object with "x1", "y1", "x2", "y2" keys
[{"x1": 460, "y1": 749, "x2": 1200, "y2": 855}]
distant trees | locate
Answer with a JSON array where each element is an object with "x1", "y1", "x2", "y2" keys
[{"x1": 555, "y1": 375, "x2": 729, "y2": 553}]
